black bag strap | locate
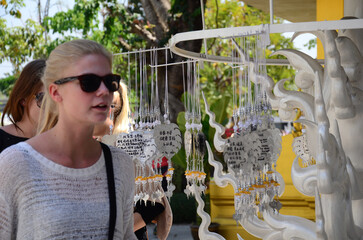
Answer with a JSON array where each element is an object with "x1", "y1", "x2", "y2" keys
[{"x1": 100, "y1": 142, "x2": 116, "y2": 240}]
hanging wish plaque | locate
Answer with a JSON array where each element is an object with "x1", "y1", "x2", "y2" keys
[
  {"x1": 153, "y1": 123, "x2": 182, "y2": 158},
  {"x1": 292, "y1": 133, "x2": 313, "y2": 167},
  {"x1": 244, "y1": 131, "x2": 261, "y2": 165},
  {"x1": 223, "y1": 134, "x2": 246, "y2": 175},
  {"x1": 116, "y1": 131, "x2": 145, "y2": 159},
  {"x1": 184, "y1": 130, "x2": 192, "y2": 157},
  {"x1": 256, "y1": 130, "x2": 273, "y2": 164},
  {"x1": 138, "y1": 130, "x2": 158, "y2": 163},
  {"x1": 101, "y1": 134, "x2": 117, "y2": 146},
  {"x1": 268, "y1": 127, "x2": 282, "y2": 163}
]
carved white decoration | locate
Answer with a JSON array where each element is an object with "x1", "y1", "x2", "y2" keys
[
  {"x1": 202, "y1": 92, "x2": 227, "y2": 152},
  {"x1": 169, "y1": 19, "x2": 363, "y2": 63},
  {"x1": 264, "y1": 26, "x2": 363, "y2": 239},
  {"x1": 237, "y1": 234, "x2": 244, "y2": 240},
  {"x1": 206, "y1": 142, "x2": 237, "y2": 190},
  {"x1": 190, "y1": 182, "x2": 226, "y2": 240}
]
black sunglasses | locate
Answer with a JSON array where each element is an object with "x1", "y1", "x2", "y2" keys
[
  {"x1": 54, "y1": 73, "x2": 121, "y2": 93},
  {"x1": 35, "y1": 92, "x2": 45, "y2": 108}
]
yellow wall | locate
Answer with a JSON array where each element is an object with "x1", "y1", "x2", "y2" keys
[{"x1": 316, "y1": 0, "x2": 344, "y2": 58}]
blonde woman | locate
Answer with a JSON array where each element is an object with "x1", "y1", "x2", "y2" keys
[{"x1": 0, "y1": 39, "x2": 136, "y2": 239}]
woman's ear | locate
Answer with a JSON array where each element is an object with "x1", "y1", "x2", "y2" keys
[
  {"x1": 20, "y1": 99, "x2": 26, "y2": 106},
  {"x1": 49, "y1": 83, "x2": 62, "y2": 103}
]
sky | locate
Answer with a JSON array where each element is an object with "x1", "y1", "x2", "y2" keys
[
  {"x1": 0, "y1": 0, "x2": 75, "y2": 78},
  {"x1": 0, "y1": 0, "x2": 317, "y2": 78}
]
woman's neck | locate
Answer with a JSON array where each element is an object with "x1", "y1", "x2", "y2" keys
[
  {"x1": 31, "y1": 123, "x2": 102, "y2": 169},
  {"x1": 17, "y1": 120, "x2": 37, "y2": 138},
  {"x1": 2, "y1": 120, "x2": 36, "y2": 139}
]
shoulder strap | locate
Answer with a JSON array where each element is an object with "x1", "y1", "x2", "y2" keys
[{"x1": 100, "y1": 142, "x2": 117, "y2": 240}]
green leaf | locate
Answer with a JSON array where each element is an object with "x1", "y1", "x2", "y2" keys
[
  {"x1": 176, "y1": 111, "x2": 186, "y2": 134},
  {"x1": 171, "y1": 148, "x2": 187, "y2": 169},
  {"x1": 209, "y1": 96, "x2": 231, "y2": 126},
  {"x1": 0, "y1": 75, "x2": 17, "y2": 96}
]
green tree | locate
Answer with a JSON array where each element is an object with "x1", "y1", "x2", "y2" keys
[
  {"x1": 0, "y1": 0, "x2": 51, "y2": 89},
  {"x1": 201, "y1": 0, "x2": 296, "y2": 117},
  {"x1": 0, "y1": 0, "x2": 24, "y2": 18},
  {"x1": 0, "y1": 18, "x2": 46, "y2": 74}
]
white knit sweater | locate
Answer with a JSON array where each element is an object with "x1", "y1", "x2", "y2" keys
[{"x1": 0, "y1": 142, "x2": 137, "y2": 240}]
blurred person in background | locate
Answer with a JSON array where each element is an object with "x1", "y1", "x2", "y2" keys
[{"x1": 0, "y1": 59, "x2": 46, "y2": 152}]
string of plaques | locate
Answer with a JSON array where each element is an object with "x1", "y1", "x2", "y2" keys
[
  {"x1": 109, "y1": 48, "x2": 184, "y2": 203},
  {"x1": 218, "y1": 31, "x2": 283, "y2": 221}
]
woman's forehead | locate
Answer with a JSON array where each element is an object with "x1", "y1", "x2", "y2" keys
[{"x1": 62, "y1": 54, "x2": 111, "y2": 78}]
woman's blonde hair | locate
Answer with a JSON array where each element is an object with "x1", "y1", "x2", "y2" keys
[
  {"x1": 37, "y1": 39, "x2": 112, "y2": 133},
  {"x1": 113, "y1": 81, "x2": 130, "y2": 134}
]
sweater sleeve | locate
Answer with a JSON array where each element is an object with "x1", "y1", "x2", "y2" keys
[
  {"x1": 123, "y1": 156, "x2": 137, "y2": 240},
  {"x1": 111, "y1": 147, "x2": 137, "y2": 240},
  {"x1": 0, "y1": 148, "x2": 18, "y2": 239},
  {"x1": 123, "y1": 186, "x2": 136, "y2": 239},
  {"x1": 0, "y1": 194, "x2": 12, "y2": 239}
]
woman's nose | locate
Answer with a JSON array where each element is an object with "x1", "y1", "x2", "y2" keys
[{"x1": 96, "y1": 81, "x2": 110, "y2": 96}]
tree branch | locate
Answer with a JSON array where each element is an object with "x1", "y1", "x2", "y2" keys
[
  {"x1": 131, "y1": 22, "x2": 157, "y2": 45},
  {"x1": 37, "y1": 0, "x2": 42, "y2": 24},
  {"x1": 118, "y1": 36, "x2": 132, "y2": 51}
]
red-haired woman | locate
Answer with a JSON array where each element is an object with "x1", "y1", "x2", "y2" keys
[{"x1": 0, "y1": 59, "x2": 45, "y2": 152}]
